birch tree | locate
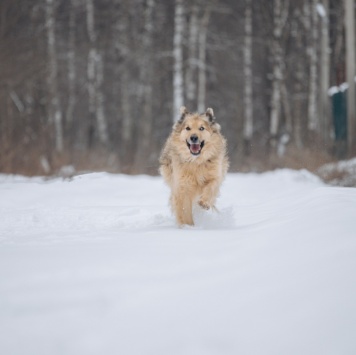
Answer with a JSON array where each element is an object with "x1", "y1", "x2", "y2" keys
[
  {"x1": 185, "y1": 4, "x2": 199, "y2": 109},
  {"x1": 113, "y1": 0, "x2": 132, "y2": 165},
  {"x1": 86, "y1": 0, "x2": 108, "y2": 147},
  {"x1": 243, "y1": 0, "x2": 253, "y2": 154},
  {"x1": 134, "y1": 0, "x2": 156, "y2": 169},
  {"x1": 269, "y1": 0, "x2": 288, "y2": 148},
  {"x1": 45, "y1": 0, "x2": 63, "y2": 153},
  {"x1": 197, "y1": 5, "x2": 212, "y2": 113},
  {"x1": 86, "y1": 0, "x2": 96, "y2": 147},
  {"x1": 95, "y1": 53, "x2": 107, "y2": 145},
  {"x1": 345, "y1": 0, "x2": 355, "y2": 153},
  {"x1": 292, "y1": 3, "x2": 310, "y2": 148},
  {"x1": 307, "y1": 0, "x2": 319, "y2": 134},
  {"x1": 66, "y1": 0, "x2": 76, "y2": 133},
  {"x1": 0, "y1": 0, "x2": 350, "y2": 175},
  {"x1": 319, "y1": 0, "x2": 330, "y2": 144},
  {"x1": 173, "y1": 0, "x2": 184, "y2": 121}
]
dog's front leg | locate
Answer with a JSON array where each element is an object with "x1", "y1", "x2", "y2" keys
[
  {"x1": 198, "y1": 179, "x2": 219, "y2": 210},
  {"x1": 173, "y1": 190, "x2": 194, "y2": 226}
]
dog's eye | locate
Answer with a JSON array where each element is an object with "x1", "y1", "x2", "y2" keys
[
  {"x1": 186, "y1": 127, "x2": 191, "y2": 131},
  {"x1": 199, "y1": 127, "x2": 205, "y2": 131}
]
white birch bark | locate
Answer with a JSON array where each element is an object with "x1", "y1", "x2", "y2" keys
[
  {"x1": 66, "y1": 0, "x2": 76, "y2": 127},
  {"x1": 45, "y1": 0, "x2": 63, "y2": 152},
  {"x1": 243, "y1": 0, "x2": 253, "y2": 144},
  {"x1": 197, "y1": 5, "x2": 212, "y2": 113},
  {"x1": 307, "y1": 0, "x2": 319, "y2": 132},
  {"x1": 173, "y1": 0, "x2": 184, "y2": 121}
]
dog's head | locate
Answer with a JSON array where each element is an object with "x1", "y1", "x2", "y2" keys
[{"x1": 172, "y1": 106, "x2": 222, "y2": 159}]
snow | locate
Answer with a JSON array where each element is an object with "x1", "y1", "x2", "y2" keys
[
  {"x1": 328, "y1": 78, "x2": 356, "y2": 96},
  {"x1": 327, "y1": 85, "x2": 339, "y2": 96},
  {"x1": 317, "y1": 158, "x2": 356, "y2": 187},
  {"x1": 1, "y1": 170, "x2": 356, "y2": 355}
]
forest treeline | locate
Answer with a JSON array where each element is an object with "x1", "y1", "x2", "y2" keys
[{"x1": 0, "y1": 0, "x2": 349, "y2": 175}]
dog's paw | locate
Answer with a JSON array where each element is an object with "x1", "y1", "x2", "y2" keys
[{"x1": 198, "y1": 200, "x2": 211, "y2": 210}]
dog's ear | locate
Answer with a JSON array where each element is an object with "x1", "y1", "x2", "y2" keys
[
  {"x1": 206, "y1": 108, "x2": 215, "y2": 123},
  {"x1": 178, "y1": 106, "x2": 188, "y2": 124},
  {"x1": 206, "y1": 107, "x2": 221, "y2": 132},
  {"x1": 173, "y1": 106, "x2": 188, "y2": 130}
]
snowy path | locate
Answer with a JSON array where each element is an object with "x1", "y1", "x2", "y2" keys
[{"x1": 1, "y1": 170, "x2": 356, "y2": 355}]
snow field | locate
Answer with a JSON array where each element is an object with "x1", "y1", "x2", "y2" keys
[{"x1": 0, "y1": 170, "x2": 356, "y2": 355}]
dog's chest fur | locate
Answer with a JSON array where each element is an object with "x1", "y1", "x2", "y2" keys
[{"x1": 173, "y1": 157, "x2": 220, "y2": 188}]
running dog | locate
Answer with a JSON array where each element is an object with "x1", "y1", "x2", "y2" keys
[{"x1": 159, "y1": 106, "x2": 229, "y2": 226}]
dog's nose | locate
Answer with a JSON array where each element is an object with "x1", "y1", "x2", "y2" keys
[{"x1": 190, "y1": 134, "x2": 198, "y2": 143}]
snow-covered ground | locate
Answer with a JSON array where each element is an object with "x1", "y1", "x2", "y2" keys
[
  {"x1": 317, "y1": 157, "x2": 356, "y2": 187},
  {"x1": 1, "y1": 170, "x2": 356, "y2": 355}
]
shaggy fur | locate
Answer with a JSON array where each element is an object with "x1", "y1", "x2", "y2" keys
[{"x1": 159, "y1": 106, "x2": 229, "y2": 226}]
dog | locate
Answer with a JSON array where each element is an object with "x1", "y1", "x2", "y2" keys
[{"x1": 159, "y1": 106, "x2": 229, "y2": 226}]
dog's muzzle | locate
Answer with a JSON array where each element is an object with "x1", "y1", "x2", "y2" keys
[{"x1": 187, "y1": 135, "x2": 205, "y2": 155}]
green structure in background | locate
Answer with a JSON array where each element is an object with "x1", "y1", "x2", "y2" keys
[
  {"x1": 330, "y1": 85, "x2": 350, "y2": 157},
  {"x1": 331, "y1": 89, "x2": 347, "y2": 141}
]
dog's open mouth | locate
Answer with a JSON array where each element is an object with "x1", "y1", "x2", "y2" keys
[{"x1": 187, "y1": 141, "x2": 205, "y2": 155}]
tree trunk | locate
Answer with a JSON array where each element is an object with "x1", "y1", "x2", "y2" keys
[
  {"x1": 269, "y1": 0, "x2": 285, "y2": 148},
  {"x1": 319, "y1": 0, "x2": 330, "y2": 145},
  {"x1": 86, "y1": 0, "x2": 96, "y2": 148},
  {"x1": 281, "y1": 82, "x2": 292, "y2": 133},
  {"x1": 243, "y1": 0, "x2": 253, "y2": 155},
  {"x1": 345, "y1": 0, "x2": 356, "y2": 154},
  {"x1": 185, "y1": 4, "x2": 199, "y2": 108},
  {"x1": 293, "y1": 11, "x2": 304, "y2": 149},
  {"x1": 86, "y1": 0, "x2": 108, "y2": 147},
  {"x1": 173, "y1": 0, "x2": 184, "y2": 121},
  {"x1": 307, "y1": 0, "x2": 319, "y2": 134},
  {"x1": 134, "y1": 0, "x2": 156, "y2": 171},
  {"x1": 45, "y1": 0, "x2": 63, "y2": 153},
  {"x1": 66, "y1": 0, "x2": 76, "y2": 147},
  {"x1": 113, "y1": 0, "x2": 132, "y2": 166},
  {"x1": 197, "y1": 4, "x2": 212, "y2": 113},
  {"x1": 95, "y1": 53, "x2": 108, "y2": 146}
]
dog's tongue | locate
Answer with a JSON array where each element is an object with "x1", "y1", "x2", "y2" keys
[{"x1": 190, "y1": 143, "x2": 200, "y2": 153}]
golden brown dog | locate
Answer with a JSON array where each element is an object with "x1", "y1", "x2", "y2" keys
[{"x1": 159, "y1": 106, "x2": 229, "y2": 226}]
